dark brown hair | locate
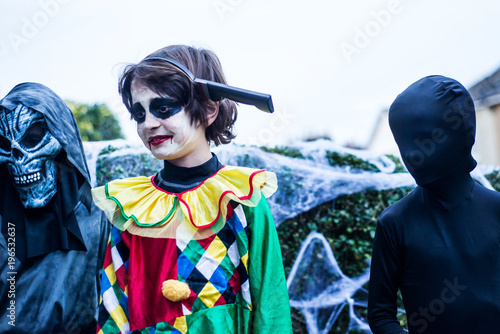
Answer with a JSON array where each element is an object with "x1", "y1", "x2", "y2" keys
[{"x1": 118, "y1": 45, "x2": 237, "y2": 145}]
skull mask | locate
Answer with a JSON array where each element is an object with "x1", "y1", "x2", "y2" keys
[{"x1": 0, "y1": 104, "x2": 62, "y2": 208}]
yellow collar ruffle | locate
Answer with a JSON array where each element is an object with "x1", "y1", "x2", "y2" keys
[{"x1": 91, "y1": 165, "x2": 277, "y2": 230}]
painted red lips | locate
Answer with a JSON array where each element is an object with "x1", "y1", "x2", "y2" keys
[{"x1": 148, "y1": 135, "x2": 173, "y2": 149}]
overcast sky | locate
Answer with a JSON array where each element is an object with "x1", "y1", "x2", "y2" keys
[{"x1": 1, "y1": 0, "x2": 500, "y2": 149}]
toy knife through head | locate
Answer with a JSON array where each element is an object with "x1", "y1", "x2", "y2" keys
[{"x1": 144, "y1": 56, "x2": 274, "y2": 113}]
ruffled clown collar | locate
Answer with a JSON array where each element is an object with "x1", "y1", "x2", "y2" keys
[{"x1": 92, "y1": 165, "x2": 277, "y2": 231}]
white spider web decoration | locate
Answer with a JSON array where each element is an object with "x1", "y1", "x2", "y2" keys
[{"x1": 286, "y1": 231, "x2": 372, "y2": 334}]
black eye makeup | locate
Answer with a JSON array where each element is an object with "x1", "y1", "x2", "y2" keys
[
  {"x1": 131, "y1": 98, "x2": 182, "y2": 124},
  {"x1": 131, "y1": 103, "x2": 146, "y2": 123},
  {"x1": 149, "y1": 98, "x2": 182, "y2": 120}
]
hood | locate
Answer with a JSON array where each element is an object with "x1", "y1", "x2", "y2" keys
[
  {"x1": 0, "y1": 82, "x2": 90, "y2": 185},
  {"x1": 388, "y1": 75, "x2": 476, "y2": 186},
  {"x1": 0, "y1": 82, "x2": 90, "y2": 261}
]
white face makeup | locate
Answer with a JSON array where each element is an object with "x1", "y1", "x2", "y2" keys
[{"x1": 131, "y1": 81, "x2": 211, "y2": 166}]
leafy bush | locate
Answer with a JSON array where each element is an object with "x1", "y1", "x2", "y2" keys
[
  {"x1": 486, "y1": 170, "x2": 500, "y2": 191},
  {"x1": 95, "y1": 149, "x2": 162, "y2": 186},
  {"x1": 385, "y1": 154, "x2": 407, "y2": 173},
  {"x1": 67, "y1": 101, "x2": 124, "y2": 141},
  {"x1": 326, "y1": 151, "x2": 380, "y2": 172},
  {"x1": 260, "y1": 146, "x2": 305, "y2": 159},
  {"x1": 278, "y1": 186, "x2": 413, "y2": 333}
]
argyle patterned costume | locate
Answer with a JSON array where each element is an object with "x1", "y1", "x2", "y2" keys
[{"x1": 92, "y1": 165, "x2": 292, "y2": 333}]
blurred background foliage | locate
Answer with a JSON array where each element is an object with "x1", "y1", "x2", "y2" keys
[
  {"x1": 67, "y1": 101, "x2": 124, "y2": 141},
  {"x1": 486, "y1": 170, "x2": 500, "y2": 191}
]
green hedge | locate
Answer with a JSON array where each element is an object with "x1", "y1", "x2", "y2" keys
[
  {"x1": 326, "y1": 151, "x2": 380, "y2": 172},
  {"x1": 486, "y1": 170, "x2": 500, "y2": 191},
  {"x1": 278, "y1": 186, "x2": 414, "y2": 333},
  {"x1": 95, "y1": 145, "x2": 162, "y2": 186},
  {"x1": 278, "y1": 169, "x2": 500, "y2": 333},
  {"x1": 260, "y1": 146, "x2": 305, "y2": 159}
]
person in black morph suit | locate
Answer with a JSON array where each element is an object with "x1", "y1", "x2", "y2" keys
[{"x1": 367, "y1": 75, "x2": 500, "y2": 333}]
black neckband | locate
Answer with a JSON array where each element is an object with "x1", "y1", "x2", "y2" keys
[{"x1": 155, "y1": 154, "x2": 223, "y2": 193}]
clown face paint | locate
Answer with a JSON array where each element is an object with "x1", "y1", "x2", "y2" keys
[
  {"x1": 131, "y1": 81, "x2": 211, "y2": 166},
  {"x1": 0, "y1": 104, "x2": 62, "y2": 208}
]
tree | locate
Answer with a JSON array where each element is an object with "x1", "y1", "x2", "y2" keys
[{"x1": 66, "y1": 101, "x2": 124, "y2": 141}]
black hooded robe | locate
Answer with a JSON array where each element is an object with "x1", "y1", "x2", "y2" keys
[
  {"x1": 367, "y1": 76, "x2": 500, "y2": 334},
  {"x1": 0, "y1": 83, "x2": 110, "y2": 333}
]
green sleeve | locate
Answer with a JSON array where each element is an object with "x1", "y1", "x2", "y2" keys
[{"x1": 244, "y1": 196, "x2": 293, "y2": 334}]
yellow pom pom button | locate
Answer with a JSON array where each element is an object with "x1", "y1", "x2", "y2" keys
[{"x1": 162, "y1": 280, "x2": 191, "y2": 302}]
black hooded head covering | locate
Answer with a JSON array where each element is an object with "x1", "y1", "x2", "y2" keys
[
  {"x1": 389, "y1": 75, "x2": 477, "y2": 186},
  {"x1": 0, "y1": 82, "x2": 92, "y2": 262},
  {"x1": 0, "y1": 82, "x2": 91, "y2": 182}
]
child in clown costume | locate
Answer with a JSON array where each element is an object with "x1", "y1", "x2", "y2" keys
[{"x1": 92, "y1": 45, "x2": 292, "y2": 334}]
